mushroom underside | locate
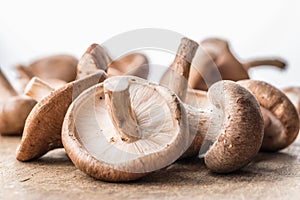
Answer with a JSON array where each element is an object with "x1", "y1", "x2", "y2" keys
[{"x1": 62, "y1": 76, "x2": 190, "y2": 181}]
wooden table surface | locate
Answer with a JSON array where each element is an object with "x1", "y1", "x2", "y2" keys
[{"x1": 1, "y1": 136, "x2": 300, "y2": 200}]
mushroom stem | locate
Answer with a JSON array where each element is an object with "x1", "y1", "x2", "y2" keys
[
  {"x1": 162, "y1": 37, "x2": 199, "y2": 100},
  {"x1": 104, "y1": 77, "x2": 140, "y2": 142},
  {"x1": 0, "y1": 68, "x2": 18, "y2": 98},
  {"x1": 243, "y1": 58, "x2": 286, "y2": 71},
  {"x1": 24, "y1": 77, "x2": 55, "y2": 102}
]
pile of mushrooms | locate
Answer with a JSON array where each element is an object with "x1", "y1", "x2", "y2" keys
[{"x1": 0, "y1": 36, "x2": 299, "y2": 183}]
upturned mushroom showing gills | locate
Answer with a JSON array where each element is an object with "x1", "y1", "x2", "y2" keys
[
  {"x1": 0, "y1": 69, "x2": 36, "y2": 135},
  {"x1": 77, "y1": 43, "x2": 149, "y2": 80},
  {"x1": 188, "y1": 38, "x2": 286, "y2": 90},
  {"x1": 183, "y1": 80, "x2": 264, "y2": 173},
  {"x1": 16, "y1": 71, "x2": 107, "y2": 161},
  {"x1": 238, "y1": 80, "x2": 299, "y2": 152},
  {"x1": 62, "y1": 76, "x2": 189, "y2": 182}
]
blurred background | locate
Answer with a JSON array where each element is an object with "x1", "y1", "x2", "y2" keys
[{"x1": 0, "y1": 0, "x2": 299, "y2": 88}]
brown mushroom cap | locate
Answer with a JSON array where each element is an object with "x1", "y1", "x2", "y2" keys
[
  {"x1": 200, "y1": 80, "x2": 264, "y2": 173},
  {"x1": 16, "y1": 71, "x2": 107, "y2": 161},
  {"x1": 189, "y1": 38, "x2": 286, "y2": 90},
  {"x1": 238, "y1": 80, "x2": 299, "y2": 151},
  {"x1": 62, "y1": 76, "x2": 189, "y2": 182},
  {"x1": 0, "y1": 96, "x2": 36, "y2": 135},
  {"x1": 17, "y1": 54, "x2": 78, "y2": 83},
  {"x1": 282, "y1": 87, "x2": 300, "y2": 116}
]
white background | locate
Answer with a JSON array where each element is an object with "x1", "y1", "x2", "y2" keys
[{"x1": 0, "y1": 0, "x2": 299, "y2": 88}]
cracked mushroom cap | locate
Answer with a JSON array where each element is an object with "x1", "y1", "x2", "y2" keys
[
  {"x1": 16, "y1": 71, "x2": 107, "y2": 161},
  {"x1": 238, "y1": 80, "x2": 299, "y2": 151},
  {"x1": 189, "y1": 81, "x2": 264, "y2": 173},
  {"x1": 62, "y1": 76, "x2": 189, "y2": 182}
]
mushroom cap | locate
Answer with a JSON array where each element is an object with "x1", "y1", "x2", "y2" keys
[
  {"x1": 0, "y1": 96, "x2": 36, "y2": 135},
  {"x1": 16, "y1": 71, "x2": 107, "y2": 161},
  {"x1": 204, "y1": 81, "x2": 264, "y2": 173},
  {"x1": 107, "y1": 53, "x2": 149, "y2": 79},
  {"x1": 238, "y1": 80, "x2": 300, "y2": 151},
  {"x1": 62, "y1": 76, "x2": 189, "y2": 182},
  {"x1": 26, "y1": 54, "x2": 78, "y2": 82},
  {"x1": 282, "y1": 87, "x2": 300, "y2": 116}
]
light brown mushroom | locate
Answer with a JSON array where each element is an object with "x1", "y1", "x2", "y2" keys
[
  {"x1": 0, "y1": 69, "x2": 36, "y2": 135},
  {"x1": 62, "y1": 76, "x2": 189, "y2": 182},
  {"x1": 238, "y1": 80, "x2": 299, "y2": 152},
  {"x1": 16, "y1": 71, "x2": 107, "y2": 161},
  {"x1": 76, "y1": 43, "x2": 149, "y2": 80},
  {"x1": 14, "y1": 54, "x2": 78, "y2": 92},
  {"x1": 188, "y1": 38, "x2": 286, "y2": 90},
  {"x1": 17, "y1": 54, "x2": 78, "y2": 82},
  {"x1": 282, "y1": 87, "x2": 300, "y2": 116}
]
